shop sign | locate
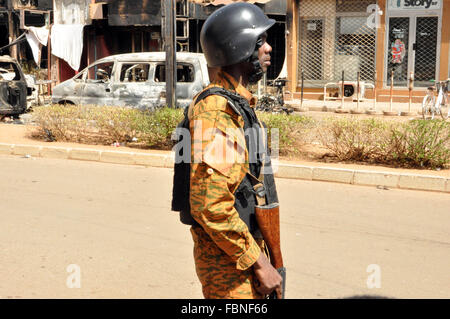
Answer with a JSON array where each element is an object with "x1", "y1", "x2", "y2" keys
[
  {"x1": 307, "y1": 23, "x2": 316, "y2": 31},
  {"x1": 388, "y1": 0, "x2": 441, "y2": 10},
  {"x1": 392, "y1": 27, "x2": 407, "y2": 38}
]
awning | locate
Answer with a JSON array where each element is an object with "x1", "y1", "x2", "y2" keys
[{"x1": 189, "y1": 0, "x2": 272, "y2": 6}]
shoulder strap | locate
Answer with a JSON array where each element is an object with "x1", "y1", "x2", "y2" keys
[
  {"x1": 192, "y1": 87, "x2": 244, "y2": 117},
  {"x1": 196, "y1": 87, "x2": 268, "y2": 181},
  {"x1": 191, "y1": 87, "x2": 268, "y2": 203}
]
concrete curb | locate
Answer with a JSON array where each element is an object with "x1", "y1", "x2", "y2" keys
[{"x1": 0, "y1": 142, "x2": 449, "y2": 194}]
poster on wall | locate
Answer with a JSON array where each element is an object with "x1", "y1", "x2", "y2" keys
[
  {"x1": 388, "y1": 0, "x2": 441, "y2": 10},
  {"x1": 392, "y1": 39, "x2": 406, "y2": 63}
]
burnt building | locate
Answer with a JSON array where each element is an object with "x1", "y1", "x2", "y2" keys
[
  {"x1": 0, "y1": 0, "x2": 52, "y2": 66},
  {"x1": 50, "y1": 0, "x2": 287, "y2": 84},
  {"x1": 50, "y1": 0, "x2": 164, "y2": 84}
]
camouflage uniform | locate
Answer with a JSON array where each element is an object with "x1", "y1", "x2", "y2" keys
[{"x1": 188, "y1": 70, "x2": 265, "y2": 299}]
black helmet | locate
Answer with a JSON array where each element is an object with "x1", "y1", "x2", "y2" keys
[{"x1": 200, "y1": 3, "x2": 275, "y2": 68}]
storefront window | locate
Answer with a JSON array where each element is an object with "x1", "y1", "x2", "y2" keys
[
  {"x1": 386, "y1": 1, "x2": 441, "y2": 87},
  {"x1": 414, "y1": 17, "x2": 438, "y2": 87},
  {"x1": 387, "y1": 17, "x2": 410, "y2": 87},
  {"x1": 336, "y1": 0, "x2": 376, "y2": 13},
  {"x1": 298, "y1": 0, "x2": 377, "y2": 87},
  {"x1": 335, "y1": 16, "x2": 376, "y2": 82},
  {"x1": 387, "y1": 16, "x2": 440, "y2": 87}
]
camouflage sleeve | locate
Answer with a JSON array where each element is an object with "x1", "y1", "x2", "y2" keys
[{"x1": 189, "y1": 109, "x2": 261, "y2": 271}]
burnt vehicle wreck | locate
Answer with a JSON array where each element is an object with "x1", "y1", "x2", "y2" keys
[
  {"x1": 51, "y1": 52, "x2": 210, "y2": 109},
  {"x1": 0, "y1": 56, "x2": 28, "y2": 116}
]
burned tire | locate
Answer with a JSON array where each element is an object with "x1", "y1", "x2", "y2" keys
[{"x1": 58, "y1": 100, "x2": 75, "y2": 106}]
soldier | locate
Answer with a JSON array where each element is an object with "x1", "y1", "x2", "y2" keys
[{"x1": 172, "y1": 2, "x2": 283, "y2": 299}]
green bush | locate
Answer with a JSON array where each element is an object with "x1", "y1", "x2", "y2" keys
[
  {"x1": 317, "y1": 117, "x2": 390, "y2": 162},
  {"x1": 257, "y1": 112, "x2": 315, "y2": 155},
  {"x1": 32, "y1": 104, "x2": 183, "y2": 148},
  {"x1": 31, "y1": 104, "x2": 144, "y2": 144},
  {"x1": 318, "y1": 117, "x2": 450, "y2": 169},
  {"x1": 134, "y1": 107, "x2": 183, "y2": 149},
  {"x1": 31, "y1": 104, "x2": 450, "y2": 169},
  {"x1": 32, "y1": 104, "x2": 313, "y2": 154},
  {"x1": 387, "y1": 120, "x2": 450, "y2": 169}
]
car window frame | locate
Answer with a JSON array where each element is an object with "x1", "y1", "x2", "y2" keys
[
  {"x1": 84, "y1": 61, "x2": 115, "y2": 83},
  {"x1": 153, "y1": 61, "x2": 196, "y2": 84},
  {"x1": 73, "y1": 70, "x2": 86, "y2": 82},
  {"x1": 0, "y1": 61, "x2": 23, "y2": 81},
  {"x1": 117, "y1": 61, "x2": 152, "y2": 83}
]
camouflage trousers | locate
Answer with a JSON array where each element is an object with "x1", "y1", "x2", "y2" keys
[{"x1": 190, "y1": 226, "x2": 266, "y2": 299}]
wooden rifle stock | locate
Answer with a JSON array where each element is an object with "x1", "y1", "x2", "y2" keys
[{"x1": 255, "y1": 202, "x2": 286, "y2": 299}]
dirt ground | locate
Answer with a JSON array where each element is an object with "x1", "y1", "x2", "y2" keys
[
  {"x1": 0, "y1": 123, "x2": 169, "y2": 155},
  {"x1": 0, "y1": 120, "x2": 449, "y2": 179}
]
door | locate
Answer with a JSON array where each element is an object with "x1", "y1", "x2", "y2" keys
[
  {"x1": 0, "y1": 60, "x2": 27, "y2": 114},
  {"x1": 80, "y1": 62, "x2": 115, "y2": 106},
  {"x1": 111, "y1": 62, "x2": 152, "y2": 109},
  {"x1": 413, "y1": 16, "x2": 439, "y2": 87},
  {"x1": 387, "y1": 17, "x2": 410, "y2": 87},
  {"x1": 300, "y1": 19, "x2": 324, "y2": 81},
  {"x1": 386, "y1": 15, "x2": 439, "y2": 87}
]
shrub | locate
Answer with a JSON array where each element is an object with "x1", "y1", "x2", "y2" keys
[
  {"x1": 134, "y1": 107, "x2": 183, "y2": 149},
  {"x1": 387, "y1": 119, "x2": 450, "y2": 169},
  {"x1": 317, "y1": 117, "x2": 390, "y2": 162},
  {"x1": 31, "y1": 104, "x2": 143, "y2": 144},
  {"x1": 31, "y1": 104, "x2": 183, "y2": 149},
  {"x1": 318, "y1": 117, "x2": 450, "y2": 169},
  {"x1": 30, "y1": 105, "x2": 450, "y2": 169},
  {"x1": 257, "y1": 112, "x2": 315, "y2": 155}
]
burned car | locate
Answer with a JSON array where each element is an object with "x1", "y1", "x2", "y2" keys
[
  {"x1": 0, "y1": 55, "x2": 29, "y2": 115},
  {"x1": 52, "y1": 52, "x2": 210, "y2": 109}
]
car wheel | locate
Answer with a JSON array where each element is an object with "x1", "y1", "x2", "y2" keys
[{"x1": 59, "y1": 100, "x2": 75, "y2": 106}]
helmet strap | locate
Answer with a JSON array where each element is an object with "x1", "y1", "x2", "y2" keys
[
  {"x1": 247, "y1": 37, "x2": 264, "y2": 84},
  {"x1": 248, "y1": 55, "x2": 263, "y2": 84}
]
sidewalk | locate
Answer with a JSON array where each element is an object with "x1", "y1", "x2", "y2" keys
[
  {"x1": 0, "y1": 123, "x2": 449, "y2": 194},
  {"x1": 287, "y1": 99, "x2": 438, "y2": 115}
]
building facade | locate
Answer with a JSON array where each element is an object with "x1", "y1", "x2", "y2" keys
[
  {"x1": 286, "y1": 0, "x2": 450, "y2": 102},
  {"x1": 0, "y1": 0, "x2": 52, "y2": 66},
  {"x1": 49, "y1": 0, "x2": 164, "y2": 84},
  {"x1": 49, "y1": 0, "x2": 286, "y2": 85}
]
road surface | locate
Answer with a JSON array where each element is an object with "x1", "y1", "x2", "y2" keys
[{"x1": 0, "y1": 155, "x2": 449, "y2": 298}]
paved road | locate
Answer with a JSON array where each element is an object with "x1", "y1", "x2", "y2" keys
[{"x1": 0, "y1": 155, "x2": 449, "y2": 299}]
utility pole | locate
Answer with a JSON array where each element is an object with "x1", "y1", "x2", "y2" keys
[
  {"x1": 163, "y1": 0, "x2": 177, "y2": 108},
  {"x1": 7, "y1": 0, "x2": 17, "y2": 59}
]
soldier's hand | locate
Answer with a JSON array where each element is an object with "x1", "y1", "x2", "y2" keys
[{"x1": 253, "y1": 253, "x2": 282, "y2": 298}]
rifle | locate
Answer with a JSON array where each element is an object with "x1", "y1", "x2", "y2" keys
[
  {"x1": 255, "y1": 202, "x2": 286, "y2": 299},
  {"x1": 252, "y1": 118, "x2": 285, "y2": 298}
]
